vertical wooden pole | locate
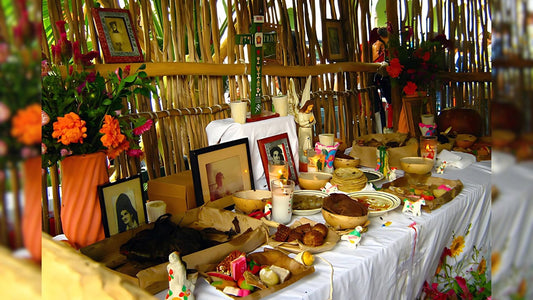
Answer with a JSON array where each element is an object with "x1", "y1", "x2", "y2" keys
[{"x1": 386, "y1": 0, "x2": 402, "y2": 131}]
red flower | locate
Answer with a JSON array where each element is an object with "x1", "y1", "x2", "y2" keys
[
  {"x1": 455, "y1": 276, "x2": 473, "y2": 300},
  {"x1": 386, "y1": 58, "x2": 404, "y2": 78},
  {"x1": 126, "y1": 149, "x2": 143, "y2": 158},
  {"x1": 132, "y1": 119, "x2": 153, "y2": 135},
  {"x1": 402, "y1": 81, "x2": 418, "y2": 95},
  {"x1": 59, "y1": 33, "x2": 72, "y2": 61},
  {"x1": 56, "y1": 20, "x2": 67, "y2": 35}
]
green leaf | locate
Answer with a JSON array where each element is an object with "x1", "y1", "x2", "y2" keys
[{"x1": 102, "y1": 99, "x2": 112, "y2": 105}]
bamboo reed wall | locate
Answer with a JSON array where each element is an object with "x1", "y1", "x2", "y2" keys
[{"x1": 39, "y1": 0, "x2": 492, "y2": 237}]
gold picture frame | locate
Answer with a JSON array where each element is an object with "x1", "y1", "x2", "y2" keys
[
  {"x1": 324, "y1": 19, "x2": 347, "y2": 62},
  {"x1": 190, "y1": 138, "x2": 254, "y2": 206}
]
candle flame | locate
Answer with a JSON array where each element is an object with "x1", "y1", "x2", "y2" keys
[{"x1": 425, "y1": 144, "x2": 431, "y2": 151}]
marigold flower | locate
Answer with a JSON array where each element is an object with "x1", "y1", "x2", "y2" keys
[
  {"x1": 450, "y1": 235, "x2": 465, "y2": 257},
  {"x1": 52, "y1": 112, "x2": 87, "y2": 145},
  {"x1": 99, "y1": 115, "x2": 127, "y2": 148},
  {"x1": 402, "y1": 81, "x2": 418, "y2": 95},
  {"x1": 11, "y1": 103, "x2": 42, "y2": 145},
  {"x1": 491, "y1": 252, "x2": 501, "y2": 274},
  {"x1": 386, "y1": 58, "x2": 404, "y2": 78},
  {"x1": 132, "y1": 119, "x2": 153, "y2": 135}
]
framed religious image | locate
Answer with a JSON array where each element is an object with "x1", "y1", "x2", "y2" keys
[
  {"x1": 258, "y1": 133, "x2": 298, "y2": 190},
  {"x1": 92, "y1": 8, "x2": 144, "y2": 63},
  {"x1": 262, "y1": 23, "x2": 282, "y2": 66},
  {"x1": 98, "y1": 175, "x2": 146, "y2": 237},
  {"x1": 324, "y1": 19, "x2": 347, "y2": 62},
  {"x1": 190, "y1": 138, "x2": 254, "y2": 206}
]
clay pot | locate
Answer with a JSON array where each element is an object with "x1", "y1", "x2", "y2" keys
[{"x1": 437, "y1": 108, "x2": 483, "y2": 136}]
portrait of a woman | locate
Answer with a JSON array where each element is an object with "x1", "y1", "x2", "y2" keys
[{"x1": 115, "y1": 193, "x2": 139, "y2": 233}]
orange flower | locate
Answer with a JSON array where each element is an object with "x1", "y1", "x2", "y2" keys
[
  {"x1": 386, "y1": 58, "x2": 404, "y2": 78},
  {"x1": 477, "y1": 257, "x2": 486, "y2": 274},
  {"x1": 450, "y1": 235, "x2": 465, "y2": 257},
  {"x1": 99, "y1": 115, "x2": 126, "y2": 148},
  {"x1": 99, "y1": 114, "x2": 129, "y2": 158},
  {"x1": 491, "y1": 252, "x2": 501, "y2": 274},
  {"x1": 52, "y1": 112, "x2": 87, "y2": 145},
  {"x1": 11, "y1": 103, "x2": 42, "y2": 145}
]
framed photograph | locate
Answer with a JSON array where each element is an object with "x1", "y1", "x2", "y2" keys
[
  {"x1": 324, "y1": 19, "x2": 347, "y2": 62},
  {"x1": 190, "y1": 138, "x2": 254, "y2": 206},
  {"x1": 98, "y1": 175, "x2": 146, "y2": 237},
  {"x1": 258, "y1": 133, "x2": 298, "y2": 190},
  {"x1": 92, "y1": 8, "x2": 144, "y2": 63}
]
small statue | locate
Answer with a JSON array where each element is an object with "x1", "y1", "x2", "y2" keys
[
  {"x1": 166, "y1": 251, "x2": 196, "y2": 300},
  {"x1": 402, "y1": 198, "x2": 426, "y2": 217},
  {"x1": 288, "y1": 76, "x2": 315, "y2": 152},
  {"x1": 341, "y1": 226, "x2": 363, "y2": 247},
  {"x1": 436, "y1": 161, "x2": 447, "y2": 174}
]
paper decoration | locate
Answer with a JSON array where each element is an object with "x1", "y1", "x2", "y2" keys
[
  {"x1": 402, "y1": 199, "x2": 426, "y2": 217},
  {"x1": 341, "y1": 226, "x2": 363, "y2": 247}
]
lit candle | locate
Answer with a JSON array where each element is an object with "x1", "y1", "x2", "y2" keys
[
  {"x1": 420, "y1": 136, "x2": 438, "y2": 161},
  {"x1": 271, "y1": 179, "x2": 295, "y2": 224}
]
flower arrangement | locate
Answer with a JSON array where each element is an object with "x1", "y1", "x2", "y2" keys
[
  {"x1": 42, "y1": 21, "x2": 157, "y2": 168},
  {"x1": 385, "y1": 25, "x2": 451, "y2": 96},
  {"x1": 0, "y1": 1, "x2": 41, "y2": 169},
  {"x1": 423, "y1": 224, "x2": 491, "y2": 300}
]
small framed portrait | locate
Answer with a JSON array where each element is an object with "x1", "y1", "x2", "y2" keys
[
  {"x1": 324, "y1": 19, "x2": 347, "y2": 62},
  {"x1": 98, "y1": 175, "x2": 146, "y2": 237},
  {"x1": 258, "y1": 133, "x2": 298, "y2": 190},
  {"x1": 190, "y1": 138, "x2": 254, "y2": 206},
  {"x1": 92, "y1": 8, "x2": 144, "y2": 63}
]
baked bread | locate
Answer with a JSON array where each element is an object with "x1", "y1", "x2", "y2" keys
[
  {"x1": 274, "y1": 224, "x2": 291, "y2": 242},
  {"x1": 323, "y1": 193, "x2": 368, "y2": 217},
  {"x1": 311, "y1": 223, "x2": 328, "y2": 238},
  {"x1": 302, "y1": 230, "x2": 325, "y2": 247}
]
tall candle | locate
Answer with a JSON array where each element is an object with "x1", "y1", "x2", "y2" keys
[
  {"x1": 271, "y1": 179, "x2": 294, "y2": 224},
  {"x1": 268, "y1": 160, "x2": 288, "y2": 189}
]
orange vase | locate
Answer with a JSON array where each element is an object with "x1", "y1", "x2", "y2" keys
[
  {"x1": 22, "y1": 156, "x2": 42, "y2": 262},
  {"x1": 60, "y1": 152, "x2": 108, "y2": 249}
]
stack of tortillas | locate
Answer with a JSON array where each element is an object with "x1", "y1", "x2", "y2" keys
[{"x1": 330, "y1": 167, "x2": 367, "y2": 192}]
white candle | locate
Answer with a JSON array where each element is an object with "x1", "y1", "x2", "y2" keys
[
  {"x1": 272, "y1": 95, "x2": 289, "y2": 117},
  {"x1": 271, "y1": 179, "x2": 295, "y2": 224},
  {"x1": 230, "y1": 100, "x2": 248, "y2": 124},
  {"x1": 146, "y1": 200, "x2": 167, "y2": 223}
]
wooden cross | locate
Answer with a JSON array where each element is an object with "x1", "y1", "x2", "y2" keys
[{"x1": 235, "y1": 14, "x2": 277, "y2": 116}]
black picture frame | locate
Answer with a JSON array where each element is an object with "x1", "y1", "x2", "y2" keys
[
  {"x1": 98, "y1": 175, "x2": 146, "y2": 237},
  {"x1": 190, "y1": 138, "x2": 254, "y2": 206}
]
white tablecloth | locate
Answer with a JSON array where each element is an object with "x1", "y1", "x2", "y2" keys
[
  {"x1": 156, "y1": 161, "x2": 492, "y2": 299},
  {"x1": 206, "y1": 116, "x2": 299, "y2": 190},
  {"x1": 491, "y1": 153, "x2": 533, "y2": 299}
]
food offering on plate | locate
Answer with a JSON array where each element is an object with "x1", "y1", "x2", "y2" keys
[
  {"x1": 202, "y1": 248, "x2": 314, "y2": 298},
  {"x1": 292, "y1": 190, "x2": 327, "y2": 215},
  {"x1": 360, "y1": 169, "x2": 385, "y2": 183},
  {"x1": 330, "y1": 167, "x2": 368, "y2": 192},
  {"x1": 298, "y1": 172, "x2": 332, "y2": 190},
  {"x1": 321, "y1": 193, "x2": 369, "y2": 230},
  {"x1": 347, "y1": 191, "x2": 401, "y2": 217},
  {"x1": 265, "y1": 218, "x2": 340, "y2": 253}
]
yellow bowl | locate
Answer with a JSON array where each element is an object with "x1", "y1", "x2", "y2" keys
[
  {"x1": 298, "y1": 172, "x2": 332, "y2": 190},
  {"x1": 232, "y1": 190, "x2": 271, "y2": 214},
  {"x1": 333, "y1": 156, "x2": 360, "y2": 169},
  {"x1": 321, "y1": 209, "x2": 368, "y2": 230},
  {"x1": 400, "y1": 157, "x2": 434, "y2": 175}
]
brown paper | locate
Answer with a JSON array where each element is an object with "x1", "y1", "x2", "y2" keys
[
  {"x1": 81, "y1": 199, "x2": 266, "y2": 294},
  {"x1": 264, "y1": 217, "x2": 340, "y2": 253},
  {"x1": 381, "y1": 176, "x2": 463, "y2": 211},
  {"x1": 198, "y1": 248, "x2": 315, "y2": 300},
  {"x1": 349, "y1": 134, "x2": 419, "y2": 169}
]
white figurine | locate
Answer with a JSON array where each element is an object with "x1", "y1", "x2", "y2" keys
[
  {"x1": 166, "y1": 251, "x2": 196, "y2": 300},
  {"x1": 288, "y1": 76, "x2": 315, "y2": 152},
  {"x1": 402, "y1": 199, "x2": 426, "y2": 217},
  {"x1": 341, "y1": 226, "x2": 363, "y2": 247}
]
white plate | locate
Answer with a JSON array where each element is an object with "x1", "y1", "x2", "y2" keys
[
  {"x1": 347, "y1": 191, "x2": 401, "y2": 217},
  {"x1": 292, "y1": 190, "x2": 327, "y2": 216},
  {"x1": 362, "y1": 169, "x2": 385, "y2": 183}
]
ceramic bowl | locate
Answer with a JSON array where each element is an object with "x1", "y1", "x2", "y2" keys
[
  {"x1": 232, "y1": 190, "x2": 271, "y2": 214},
  {"x1": 298, "y1": 172, "x2": 332, "y2": 190},
  {"x1": 321, "y1": 209, "x2": 368, "y2": 230},
  {"x1": 455, "y1": 134, "x2": 477, "y2": 148},
  {"x1": 333, "y1": 156, "x2": 360, "y2": 169},
  {"x1": 400, "y1": 157, "x2": 434, "y2": 175}
]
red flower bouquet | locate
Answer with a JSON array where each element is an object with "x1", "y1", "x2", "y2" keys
[{"x1": 385, "y1": 26, "x2": 451, "y2": 96}]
